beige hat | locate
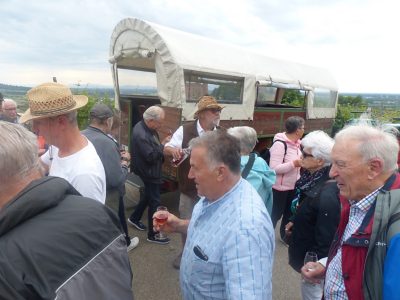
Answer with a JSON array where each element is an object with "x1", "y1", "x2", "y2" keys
[
  {"x1": 194, "y1": 95, "x2": 224, "y2": 118},
  {"x1": 20, "y1": 82, "x2": 88, "y2": 123}
]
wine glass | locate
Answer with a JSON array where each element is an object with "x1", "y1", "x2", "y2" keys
[
  {"x1": 155, "y1": 206, "x2": 168, "y2": 239},
  {"x1": 304, "y1": 251, "x2": 318, "y2": 270}
]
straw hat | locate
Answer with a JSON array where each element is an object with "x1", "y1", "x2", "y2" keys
[
  {"x1": 194, "y1": 95, "x2": 224, "y2": 118},
  {"x1": 20, "y1": 82, "x2": 88, "y2": 123}
]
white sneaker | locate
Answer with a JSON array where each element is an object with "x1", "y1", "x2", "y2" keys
[{"x1": 127, "y1": 237, "x2": 139, "y2": 252}]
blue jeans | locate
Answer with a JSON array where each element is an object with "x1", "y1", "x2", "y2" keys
[{"x1": 129, "y1": 181, "x2": 161, "y2": 238}]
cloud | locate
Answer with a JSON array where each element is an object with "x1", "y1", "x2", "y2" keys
[{"x1": 1, "y1": 0, "x2": 400, "y2": 92}]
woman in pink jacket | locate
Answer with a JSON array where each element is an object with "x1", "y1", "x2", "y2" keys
[{"x1": 270, "y1": 116, "x2": 304, "y2": 244}]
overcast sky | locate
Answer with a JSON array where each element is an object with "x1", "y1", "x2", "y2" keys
[{"x1": 1, "y1": 0, "x2": 399, "y2": 93}]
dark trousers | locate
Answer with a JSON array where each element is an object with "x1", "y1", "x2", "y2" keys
[
  {"x1": 118, "y1": 195, "x2": 131, "y2": 245},
  {"x1": 271, "y1": 188, "x2": 296, "y2": 240},
  {"x1": 129, "y1": 180, "x2": 160, "y2": 238},
  {"x1": 106, "y1": 189, "x2": 131, "y2": 246}
]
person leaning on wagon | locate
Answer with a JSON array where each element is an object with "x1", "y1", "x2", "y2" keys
[
  {"x1": 284, "y1": 130, "x2": 340, "y2": 300},
  {"x1": 270, "y1": 116, "x2": 304, "y2": 244},
  {"x1": 227, "y1": 125, "x2": 276, "y2": 215}
]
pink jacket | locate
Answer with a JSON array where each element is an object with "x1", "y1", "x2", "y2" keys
[{"x1": 269, "y1": 132, "x2": 301, "y2": 191}]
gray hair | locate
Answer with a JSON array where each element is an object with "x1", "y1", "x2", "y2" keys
[
  {"x1": 301, "y1": 130, "x2": 334, "y2": 166},
  {"x1": 285, "y1": 116, "x2": 305, "y2": 133},
  {"x1": 335, "y1": 125, "x2": 399, "y2": 172},
  {"x1": 0, "y1": 121, "x2": 41, "y2": 183},
  {"x1": 189, "y1": 130, "x2": 241, "y2": 174},
  {"x1": 143, "y1": 106, "x2": 164, "y2": 121},
  {"x1": 227, "y1": 126, "x2": 257, "y2": 155}
]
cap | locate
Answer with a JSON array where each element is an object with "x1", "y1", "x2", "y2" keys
[{"x1": 90, "y1": 103, "x2": 113, "y2": 119}]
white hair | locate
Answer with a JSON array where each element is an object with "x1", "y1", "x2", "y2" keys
[
  {"x1": 301, "y1": 130, "x2": 334, "y2": 166},
  {"x1": 143, "y1": 106, "x2": 164, "y2": 121},
  {"x1": 335, "y1": 125, "x2": 399, "y2": 172},
  {"x1": 227, "y1": 126, "x2": 257, "y2": 155},
  {"x1": 0, "y1": 121, "x2": 40, "y2": 183}
]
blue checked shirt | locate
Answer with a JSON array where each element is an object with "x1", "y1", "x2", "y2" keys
[
  {"x1": 180, "y1": 178, "x2": 275, "y2": 300},
  {"x1": 324, "y1": 187, "x2": 381, "y2": 299}
]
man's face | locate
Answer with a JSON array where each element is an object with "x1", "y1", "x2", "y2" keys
[
  {"x1": 149, "y1": 112, "x2": 165, "y2": 131},
  {"x1": 32, "y1": 117, "x2": 57, "y2": 144},
  {"x1": 329, "y1": 140, "x2": 371, "y2": 200},
  {"x1": 199, "y1": 108, "x2": 221, "y2": 130},
  {"x1": 188, "y1": 146, "x2": 219, "y2": 199},
  {"x1": 3, "y1": 102, "x2": 17, "y2": 120}
]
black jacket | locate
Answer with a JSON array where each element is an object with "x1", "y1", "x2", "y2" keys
[
  {"x1": 0, "y1": 177, "x2": 133, "y2": 300},
  {"x1": 131, "y1": 120, "x2": 164, "y2": 183},
  {"x1": 288, "y1": 171, "x2": 340, "y2": 272}
]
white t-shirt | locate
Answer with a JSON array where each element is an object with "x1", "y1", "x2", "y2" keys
[{"x1": 41, "y1": 140, "x2": 106, "y2": 204}]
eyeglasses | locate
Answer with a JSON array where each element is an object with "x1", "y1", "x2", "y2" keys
[
  {"x1": 208, "y1": 108, "x2": 222, "y2": 114},
  {"x1": 301, "y1": 149, "x2": 314, "y2": 159}
]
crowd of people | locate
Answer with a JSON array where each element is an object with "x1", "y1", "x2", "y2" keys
[{"x1": 1, "y1": 84, "x2": 400, "y2": 300}]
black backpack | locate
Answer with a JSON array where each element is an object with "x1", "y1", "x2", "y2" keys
[{"x1": 260, "y1": 139, "x2": 287, "y2": 165}]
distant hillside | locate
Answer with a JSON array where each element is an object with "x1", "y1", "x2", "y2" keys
[
  {"x1": 2, "y1": 83, "x2": 399, "y2": 113},
  {"x1": 0, "y1": 83, "x2": 117, "y2": 112}
]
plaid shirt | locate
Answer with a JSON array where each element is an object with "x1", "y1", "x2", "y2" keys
[
  {"x1": 324, "y1": 187, "x2": 382, "y2": 299},
  {"x1": 180, "y1": 178, "x2": 275, "y2": 299}
]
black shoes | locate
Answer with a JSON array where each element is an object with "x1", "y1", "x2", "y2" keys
[
  {"x1": 147, "y1": 236, "x2": 170, "y2": 245},
  {"x1": 127, "y1": 219, "x2": 147, "y2": 231}
]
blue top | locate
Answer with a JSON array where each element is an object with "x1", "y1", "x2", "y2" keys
[
  {"x1": 180, "y1": 178, "x2": 275, "y2": 300},
  {"x1": 384, "y1": 230, "x2": 400, "y2": 299},
  {"x1": 240, "y1": 155, "x2": 276, "y2": 215}
]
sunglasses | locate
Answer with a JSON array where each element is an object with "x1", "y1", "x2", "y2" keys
[{"x1": 301, "y1": 149, "x2": 314, "y2": 158}]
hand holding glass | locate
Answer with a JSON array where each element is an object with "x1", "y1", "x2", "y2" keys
[
  {"x1": 155, "y1": 206, "x2": 168, "y2": 239},
  {"x1": 304, "y1": 251, "x2": 318, "y2": 270}
]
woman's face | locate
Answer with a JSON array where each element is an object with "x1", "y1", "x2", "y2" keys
[{"x1": 301, "y1": 148, "x2": 324, "y2": 172}]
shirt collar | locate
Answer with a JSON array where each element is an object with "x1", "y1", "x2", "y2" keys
[{"x1": 349, "y1": 186, "x2": 383, "y2": 212}]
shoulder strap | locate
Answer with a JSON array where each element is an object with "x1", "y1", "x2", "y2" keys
[
  {"x1": 272, "y1": 139, "x2": 287, "y2": 162},
  {"x1": 389, "y1": 212, "x2": 400, "y2": 227},
  {"x1": 387, "y1": 189, "x2": 400, "y2": 242},
  {"x1": 242, "y1": 153, "x2": 256, "y2": 179}
]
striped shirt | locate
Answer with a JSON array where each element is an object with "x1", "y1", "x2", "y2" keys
[
  {"x1": 180, "y1": 178, "x2": 275, "y2": 300},
  {"x1": 324, "y1": 187, "x2": 381, "y2": 299}
]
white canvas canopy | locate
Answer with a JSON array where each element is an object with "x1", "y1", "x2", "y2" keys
[{"x1": 109, "y1": 17, "x2": 338, "y2": 120}]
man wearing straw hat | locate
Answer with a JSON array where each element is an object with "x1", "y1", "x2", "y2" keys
[
  {"x1": 20, "y1": 82, "x2": 106, "y2": 204},
  {"x1": 164, "y1": 95, "x2": 224, "y2": 269}
]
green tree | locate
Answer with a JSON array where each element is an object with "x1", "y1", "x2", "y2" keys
[
  {"x1": 281, "y1": 90, "x2": 305, "y2": 107},
  {"x1": 338, "y1": 95, "x2": 365, "y2": 106},
  {"x1": 76, "y1": 91, "x2": 113, "y2": 129}
]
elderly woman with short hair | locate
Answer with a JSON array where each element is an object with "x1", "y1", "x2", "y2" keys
[
  {"x1": 228, "y1": 126, "x2": 276, "y2": 214},
  {"x1": 284, "y1": 130, "x2": 340, "y2": 300}
]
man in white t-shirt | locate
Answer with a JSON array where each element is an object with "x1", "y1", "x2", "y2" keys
[{"x1": 20, "y1": 82, "x2": 106, "y2": 203}]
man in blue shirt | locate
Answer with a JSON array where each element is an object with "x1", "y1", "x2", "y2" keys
[{"x1": 154, "y1": 130, "x2": 275, "y2": 299}]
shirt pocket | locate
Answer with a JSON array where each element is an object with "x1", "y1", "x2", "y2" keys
[{"x1": 189, "y1": 257, "x2": 225, "y2": 297}]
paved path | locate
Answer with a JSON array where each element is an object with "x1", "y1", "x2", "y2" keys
[{"x1": 123, "y1": 190, "x2": 302, "y2": 300}]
